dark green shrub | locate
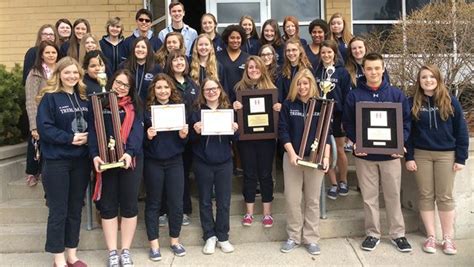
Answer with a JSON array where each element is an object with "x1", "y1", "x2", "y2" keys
[{"x1": 0, "y1": 64, "x2": 26, "y2": 145}]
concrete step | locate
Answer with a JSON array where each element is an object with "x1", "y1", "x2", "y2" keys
[
  {"x1": 7, "y1": 178, "x2": 45, "y2": 200},
  {"x1": 0, "y1": 190, "x2": 384, "y2": 224},
  {"x1": 0, "y1": 208, "x2": 419, "y2": 253}
]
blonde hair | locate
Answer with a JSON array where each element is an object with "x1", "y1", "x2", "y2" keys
[
  {"x1": 287, "y1": 68, "x2": 319, "y2": 102},
  {"x1": 281, "y1": 38, "x2": 312, "y2": 79},
  {"x1": 37, "y1": 57, "x2": 87, "y2": 103},
  {"x1": 78, "y1": 33, "x2": 101, "y2": 66},
  {"x1": 190, "y1": 34, "x2": 219, "y2": 85},
  {"x1": 328, "y1": 13, "x2": 352, "y2": 45},
  {"x1": 235, "y1": 56, "x2": 276, "y2": 91},
  {"x1": 411, "y1": 64, "x2": 454, "y2": 121}
]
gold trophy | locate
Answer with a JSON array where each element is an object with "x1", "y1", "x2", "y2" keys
[{"x1": 297, "y1": 66, "x2": 336, "y2": 169}]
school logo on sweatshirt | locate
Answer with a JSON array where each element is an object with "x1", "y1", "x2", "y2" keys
[
  {"x1": 420, "y1": 106, "x2": 439, "y2": 112},
  {"x1": 191, "y1": 88, "x2": 196, "y2": 95},
  {"x1": 145, "y1": 73, "x2": 154, "y2": 81},
  {"x1": 239, "y1": 64, "x2": 245, "y2": 69},
  {"x1": 58, "y1": 105, "x2": 88, "y2": 114},
  {"x1": 289, "y1": 109, "x2": 320, "y2": 117}
]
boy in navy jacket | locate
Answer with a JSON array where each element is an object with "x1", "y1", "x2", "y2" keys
[{"x1": 342, "y1": 52, "x2": 412, "y2": 253}]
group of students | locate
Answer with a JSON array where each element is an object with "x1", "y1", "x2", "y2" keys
[{"x1": 23, "y1": 2, "x2": 469, "y2": 267}]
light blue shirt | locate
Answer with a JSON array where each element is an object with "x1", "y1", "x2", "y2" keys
[{"x1": 158, "y1": 24, "x2": 198, "y2": 57}]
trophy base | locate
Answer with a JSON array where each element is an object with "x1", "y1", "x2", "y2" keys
[
  {"x1": 99, "y1": 160, "x2": 125, "y2": 171},
  {"x1": 297, "y1": 160, "x2": 322, "y2": 169}
]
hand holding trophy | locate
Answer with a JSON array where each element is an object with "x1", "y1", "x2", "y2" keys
[{"x1": 297, "y1": 65, "x2": 336, "y2": 169}]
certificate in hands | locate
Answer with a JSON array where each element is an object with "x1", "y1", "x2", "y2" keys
[
  {"x1": 201, "y1": 109, "x2": 234, "y2": 135},
  {"x1": 151, "y1": 104, "x2": 186, "y2": 131}
]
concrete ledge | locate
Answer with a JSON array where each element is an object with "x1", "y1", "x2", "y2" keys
[{"x1": 0, "y1": 142, "x2": 27, "y2": 161}]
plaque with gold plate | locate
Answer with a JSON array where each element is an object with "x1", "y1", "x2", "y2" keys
[
  {"x1": 236, "y1": 89, "x2": 278, "y2": 140},
  {"x1": 297, "y1": 66, "x2": 336, "y2": 169},
  {"x1": 89, "y1": 72, "x2": 126, "y2": 171}
]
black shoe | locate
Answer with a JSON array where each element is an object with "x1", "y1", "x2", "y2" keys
[
  {"x1": 361, "y1": 236, "x2": 380, "y2": 251},
  {"x1": 391, "y1": 237, "x2": 412, "y2": 252}
]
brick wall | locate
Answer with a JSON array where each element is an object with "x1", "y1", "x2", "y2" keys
[
  {"x1": 0, "y1": 0, "x2": 144, "y2": 69},
  {"x1": 325, "y1": 0, "x2": 352, "y2": 30}
]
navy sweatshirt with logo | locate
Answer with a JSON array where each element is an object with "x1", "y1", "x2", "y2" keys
[
  {"x1": 314, "y1": 61, "x2": 351, "y2": 114},
  {"x1": 36, "y1": 91, "x2": 90, "y2": 160},
  {"x1": 189, "y1": 105, "x2": 238, "y2": 164},
  {"x1": 118, "y1": 61, "x2": 162, "y2": 103},
  {"x1": 343, "y1": 76, "x2": 411, "y2": 161},
  {"x1": 100, "y1": 36, "x2": 127, "y2": 74},
  {"x1": 278, "y1": 98, "x2": 331, "y2": 157},
  {"x1": 406, "y1": 95, "x2": 469, "y2": 164}
]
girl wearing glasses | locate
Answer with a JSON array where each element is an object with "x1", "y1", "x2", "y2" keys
[
  {"x1": 36, "y1": 57, "x2": 90, "y2": 267},
  {"x1": 258, "y1": 44, "x2": 279, "y2": 83},
  {"x1": 190, "y1": 78, "x2": 239, "y2": 255},
  {"x1": 89, "y1": 69, "x2": 144, "y2": 267}
]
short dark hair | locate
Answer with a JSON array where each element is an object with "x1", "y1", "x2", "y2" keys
[
  {"x1": 83, "y1": 50, "x2": 108, "y2": 70},
  {"x1": 362, "y1": 52, "x2": 384, "y2": 68},
  {"x1": 135, "y1": 8, "x2": 153, "y2": 20},
  {"x1": 169, "y1": 2, "x2": 185, "y2": 11},
  {"x1": 221, "y1": 25, "x2": 247, "y2": 45},
  {"x1": 308, "y1": 19, "x2": 329, "y2": 38}
]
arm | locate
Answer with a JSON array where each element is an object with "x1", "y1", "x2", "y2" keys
[
  {"x1": 342, "y1": 92, "x2": 356, "y2": 143},
  {"x1": 25, "y1": 71, "x2": 42, "y2": 131},
  {"x1": 452, "y1": 97, "x2": 469, "y2": 165},
  {"x1": 36, "y1": 94, "x2": 74, "y2": 145},
  {"x1": 124, "y1": 111, "x2": 145, "y2": 157}
]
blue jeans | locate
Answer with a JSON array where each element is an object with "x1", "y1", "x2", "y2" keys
[{"x1": 193, "y1": 158, "x2": 232, "y2": 241}]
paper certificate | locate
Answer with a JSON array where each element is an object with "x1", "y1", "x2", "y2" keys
[
  {"x1": 247, "y1": 114, "x2": 269, "y2": 127},
  {"x1": 249, "y1": 97, "x2": 265, "y2": 113},
  {"x1": 367, "y1": 128, "x2": 391, "y2": 141},
  {"x1": 201, "y1": 109, "x2": 234, "y2": 135},
  {"x1": 370, "y1": 110, "x2": 388, "y2": 126},
  {"x1": 151, "y1": 104, "x2": 186, "y2": 131}
]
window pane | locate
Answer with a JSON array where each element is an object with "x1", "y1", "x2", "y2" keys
[
  {"x1": 353, "y1": 24, "x2": 393, "y2": 40},
  {"x1": 407, "y1": 0, "x2": 431, "y2": 15},
  {"x1": 217, "y1": 3, "x2": 261, "y2": 23},
  {"x1": 271, "y1": 0, "x2": 320, "y2": 22},
  {"x1": 353, "y1": 0, "x2": 401, "y2": 20}
]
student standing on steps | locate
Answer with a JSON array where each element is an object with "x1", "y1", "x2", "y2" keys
[{"x1": 343, "y1": 52, "x2": 412, "y2": 253}]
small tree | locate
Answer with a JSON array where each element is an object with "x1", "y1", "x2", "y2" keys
[
  {"x1": 365, "y1": 1, "x2": 473, "y2": 110},
  {"x1": 0, "y1": 64, "x2": 25, "y2": 145}
]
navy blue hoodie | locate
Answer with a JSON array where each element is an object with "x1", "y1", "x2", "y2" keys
[
  {"x1": 336, "y1": 37, "x2": 348, "y2": 63},
  {"x1": 406, "y1": 96, "x2": 469, "y2": 164},
  {"x1": 217, "y1": 50, "x2": 250, "y2": 102},
  {"x1": 278, "y1": 98, "x2": 331, "y2": 156},
  {"x1": 83, "y1": 73, "x2": 103, "y2": 95},
  {"x1": 275, "y1": 65, "x2": 300, "y2": 103},
  {"x1": 22, "y1": 46, "x2": 37, "y2": 84},
  {"x1": 122, "y1": 31, "x2": 163, "y2": 59},
  {"x1": 241, "y1": 37, "x2": 259, "y2": 56},
  {"x1": 174, "y1": 75, "x2": 200, "y2": 110},
  {"x1": 189, "y1": 105, "x2": 238, "y2": 164},
  {"x1": 118, "y1": 61, "x2": 162, "y2": 102},
  {"x1": 36, "y1": 91, "x2": 89, "y2": 160},
  {"x1": 314, "y1": 62, "x2": 351, "y2": 114},
  {"x1": 343, "y1": 76, "x2": 411, "y2": 161},
  {"x1": 143, "y1": 103, "x2": 188, "y2": 160},
  {"x1": 88, "y1": 99, "x2": 144, "y2": 158},
  {"x1": 100, "y1": 36, "x2": 127, "y2": 74}
]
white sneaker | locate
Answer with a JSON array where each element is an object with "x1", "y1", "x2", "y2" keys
[
  {"x1": 202, "y1": 236, "x2": 217, "y2": 255},
  {"x1": 217, "y1": 240, "x2": 235, "y2": 253}
]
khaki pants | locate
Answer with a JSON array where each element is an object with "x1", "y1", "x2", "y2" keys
[
  {"x1": 414, "y1": 149, "x2": 456, "y2": 211},
  {"x1": 283, "y1": 153, "x2": 324, "y2": 244},
  {"x1": 355, "y1": 157, "x2": 405, "y2": 239}
]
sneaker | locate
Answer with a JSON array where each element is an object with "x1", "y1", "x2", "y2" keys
[
  {"x1": 217, "y1": 240, "x2": 235, "y2": 253},
  {"x1": 361, "y1": 236, "x2": 380, "y2": 251},
  {"x1": 391, "y1": 237, "x2": 412, "y2": 252},
  {"x1": 327, "y1": 185, "x2": 338, "y2": 200},
  {"x1": 170, "y1": 243, "x2": 186, "y2": 256},
  {"x1": 120, "y1": 249, "x2": 134, "y2": 267},
  {"x1": 182, "y1": 214, "x2": 191, "y2": 226},
  {"x1": 442, "y1": 237, "x2": 457, "y2": 255},
  {"x1": 262, "y1": 215, "x2": 274, "y2": 228},
  {"x1": 107, "y1": 250, "x2": 120, "y2": 267},
  {"x1": 159, "y1": 214, "x2": 167, "y2": 227},
  {"x1": 280, "y1": 239, "x2": 299, "y2": 253},
  {"x1": 203, "y1": 236, "x2": 217, "y2": 255},
  {"x1": 422, "y1": 236, "x2": 436, "y2": 254},
  {"x1": 242, "y1": 214, "x2": 253, "y2": 226},
  {"x1": 306, "y1": 243, "x2": 321, "y2": 255},
  {"x1": 149, "y1": 248, "x2": 162, "y2": 261},
  {"x1": 338, "y1": 181, "x2": 349, "y2": 196}
]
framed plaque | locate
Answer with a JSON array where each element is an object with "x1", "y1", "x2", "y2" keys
[
  {"x1": 151, "y1": 104, "x2": 186, "y2": 131},
  {"x1": 355, "y1": 102, "x2": 404, "y2": 155},
  {"x1": 236, "y1": 89, "x2": 278, "y2": 141},
  {"x1": 201, "y1": 109, "x2": 234, "y2": 135}
]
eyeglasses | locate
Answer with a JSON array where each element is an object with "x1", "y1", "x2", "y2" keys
[
  {"x1": 114, "y1": 79, "x2": 131, "y2": 89},
  {"x1": 138, "y1": 18, "x2": 151, "y2": 23},
  {"x1": 260, "y1": 53, "x2": 274, "y2": 57},
  {"x1": 41, "y1": 33, "x2": 55, "y2": 36},
  {"x1": 203, "y1": 87, "x2": 219, "y2": 93}
]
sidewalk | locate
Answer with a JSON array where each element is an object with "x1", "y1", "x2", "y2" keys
[{"x1": 1, "y1": 233, "x2": 472, "y2": 266}]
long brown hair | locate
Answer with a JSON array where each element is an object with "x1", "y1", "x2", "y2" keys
[
  {"x1": 258, "y1": 44, "x2": 278, "y2": 82},
  {"x1": 281, "y1": 38, "x2": 312, "y2": 79},
  {"x1": 67, "y1": 18, "x2": 91, "y2": 60},
  {"x1": 328, "y1": 13, "x2": 352, "y2": 45},
  {"x1": 155, "y1": 32, "x2": 185, "y2": 68},
  {"x1": 259, "y1": 19, "x2": 282, "y2": 47},
  {"x1": 411, "y1": 64, "x2": 454, "y2": 121},
  {"x1": 146, "y1": 73, "x2": 182, "y2": 110},
  {"x1": 196, "y1": 78, "x2": 231, "y2": 109},
  {"x1": 235, "y1": 56, "x2": 276, "y2": 91},
  {"x1": 34, "y1": 24, "x2": 59, "y2": 47},
  {"x1": 346, "y1": 36, "x2": 367, "y2": 86}
]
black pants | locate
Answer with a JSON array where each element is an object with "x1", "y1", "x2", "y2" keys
[
  {"x1": 144, "y1": 155, "x2": 184, "y2": 240},
  {"x1": 99, "y1": 156, "x2": 143, "y2": 219},
  {"x1": 239, "y1": 140, "x2": 275, "y2": 203},
  {"x1": 42, "y1": 158, "x2": 90, "y2": 253},
  {"x1": 26, "y1": 135, "x2": 41, "y2": 175},
  {"x1": 193, "y1": 158, "x2": 232, "y2": 242}
]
